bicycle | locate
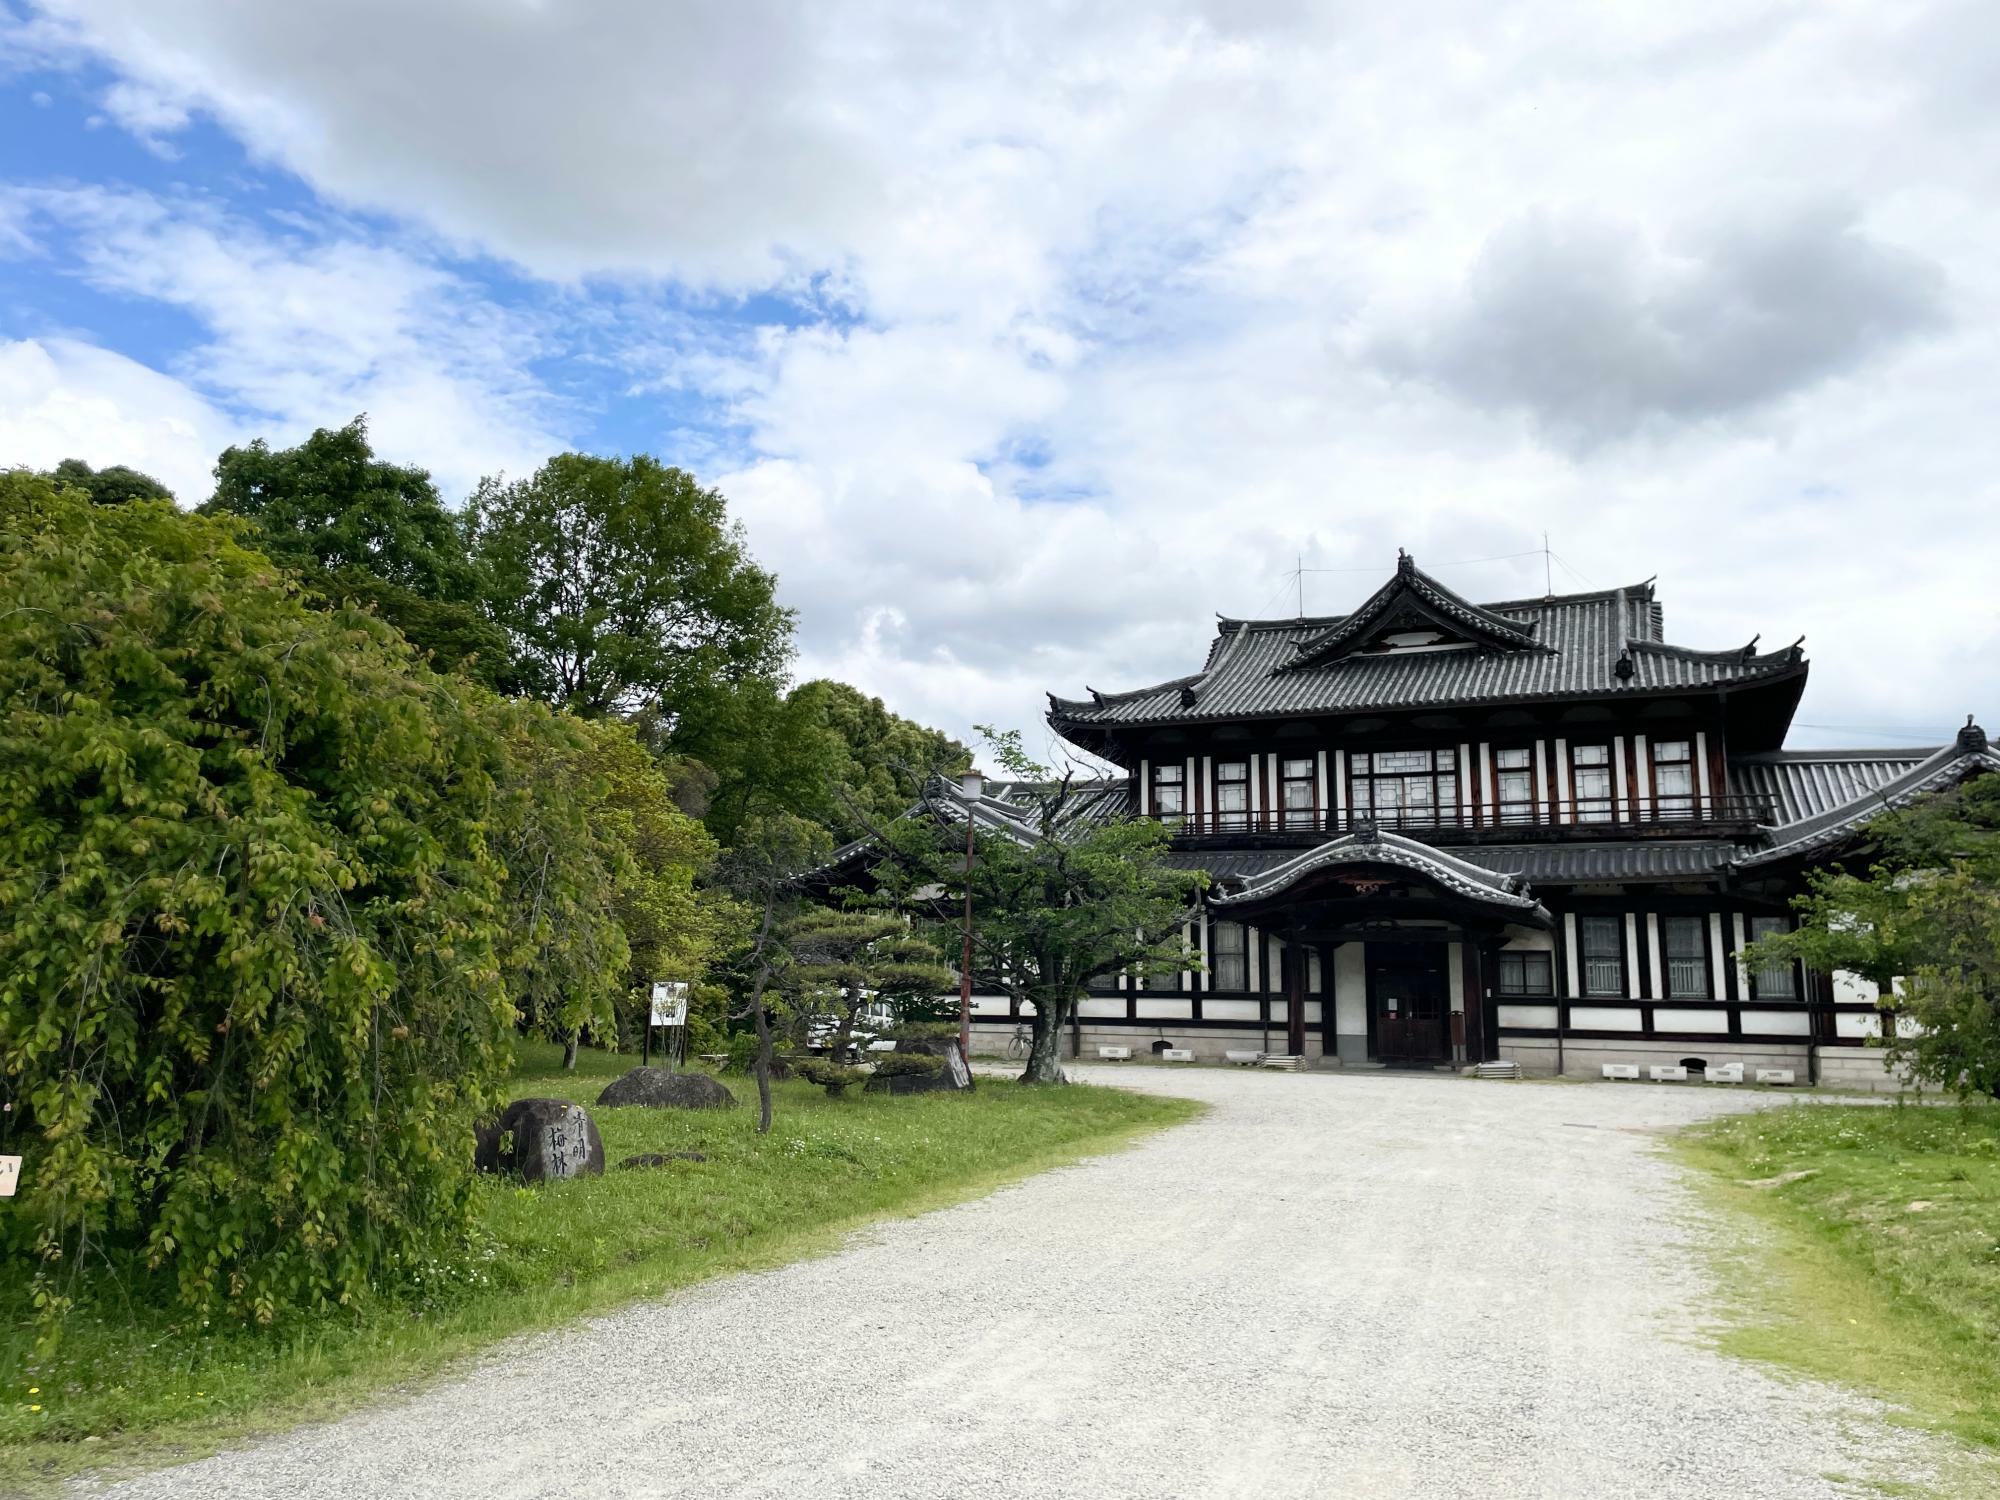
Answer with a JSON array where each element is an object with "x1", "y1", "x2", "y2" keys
[{"x1": 1006, "y1": 1023, "x2": 1032, "y2": 1060}]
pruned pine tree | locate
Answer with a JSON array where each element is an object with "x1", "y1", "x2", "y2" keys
[
  {"x1": 784, "y1": 909, "x2": 954, "y2": 1063},
  {"x1": 716, "y1": 815, "x2": 831, "y2": 1132},
  {"x1": 876, "y1": 729, "x2": 1205, "y2": 1084}
]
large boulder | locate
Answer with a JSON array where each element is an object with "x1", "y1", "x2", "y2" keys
[
  {"x1": 596, "y1": 1066, "x2": 737, "y2": 1110},
  {"x1": 474, "y1": 1098, "x2": 605, "y2": 1183}
]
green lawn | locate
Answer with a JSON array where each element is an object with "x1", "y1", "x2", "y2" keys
[
  {"x1": 1677, "y1": 1100, "x2": 2000, "y2": 1467},
  {"x1": 0, "y1": 1043, "x2": 1198, "y2": 1493}
]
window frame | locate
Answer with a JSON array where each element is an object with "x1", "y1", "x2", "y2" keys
[
  {"x1": 1152, "y1": 762, "x2": 1185, "y2": 825},
  {"x1": 1569, "y1": 743, "x2": 1614, "y2": 824},
  {"x1": 1214, "y1": 760, "x2": 1249, "y2": 831},
  {"x1": 1350, "y1": 746, "x2": 1459, "y2": 829},
  {"x1": 1209, "y1": 920, "x2": 1248, "y2": 992},
  {"x1": 1578, "y1": 915, "x2": 1625, "y2": 997},
  {"x1": 1497, "y1": 949, "x2": 1554, "y2": 997},
  {"x1": 1747, "y1": 915, "x2": 1797, "y2": 1000},
  {"x1": 1279, "y1": 756, "x2": 1316, "y2": 830},
  {"x1": 1492, "y1": 745, "x2": 1537, "y2": 825},
  {"x1": 1650, "y1": 738, "x2": 1696, "y2": 821},
  {"x1": 1661, "y1": 914, "x2": 1711, "y2": 999}
]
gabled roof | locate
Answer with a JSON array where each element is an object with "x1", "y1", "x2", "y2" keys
[
  {"x1": 1736, "y1": 723, "x2": 2000, "y2": 869},
  {"x1": 1205, "y1": 828, "x2": 1552, "y2": 925},
  {"x1": 1048, "y1": 556, "x2": 1804, "y2": 737},
  {"x1": 1281, "y1": 551, "x2": 1544, "y2": 669},
  {"x1": 797, "y1": 776, "x2": 1131, "y2": 885}
]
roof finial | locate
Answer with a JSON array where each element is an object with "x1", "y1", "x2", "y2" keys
[
  {"x1": 1959, "y1": 716, "x2": 1987, "y2": 752},
  {"x1": 1396, "y1": 548, "x2": 1414, "y2": 576}
]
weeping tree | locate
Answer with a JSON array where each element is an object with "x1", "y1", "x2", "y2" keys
[
  {"x1": 785, "y1": 907, "x2": 954, "y2": 1063},
  {"x1": 875, "y1": 730, "x2": 1204, "y2": 1084}
]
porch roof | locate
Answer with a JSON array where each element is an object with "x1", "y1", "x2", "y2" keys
[{"x1": 1203, "y1": 828, "x2": 1553, "y2": 926}]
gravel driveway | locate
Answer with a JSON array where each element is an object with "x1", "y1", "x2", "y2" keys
[{"x1": 87, "y1": 1067, "x2": 1949, "y2": 1499}]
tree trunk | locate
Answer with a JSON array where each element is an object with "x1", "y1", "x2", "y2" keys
[
  {"x1": 562, "y1": 1032, "x2": 580, "y2": 1070},
  {"x1": 1022, "y1": 995, "x2": 1071, "y2": 1085},
  {"x1": 750, "y1": 971, "x2": 776, "y2": 1134}
]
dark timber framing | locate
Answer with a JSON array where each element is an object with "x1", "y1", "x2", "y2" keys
[{"x1": 1021, "y1": 554, "x2": 2000, "y2": 1070}]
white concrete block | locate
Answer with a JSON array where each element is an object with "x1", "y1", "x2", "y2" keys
[
  {"x1": 1707, "y1": 1063, "x2": 1744, "y2": 1084},
  {"x1": 1755, "y1": 1067, "x2": 1797, "y2": 1085},
  {"x1": 1161, "y1": 1048, "x2": 1195, "y2": 1062},
  {"x1": 1096, "y1": 1045, "x2": 1132, "y2": 1060},
  {"x1": 1602, "y1": 1064, "x2": 1641, "y2": 1080},
  {"x1": 1650, "y1": 1065, "x2": 1689, "y2": 1082}
]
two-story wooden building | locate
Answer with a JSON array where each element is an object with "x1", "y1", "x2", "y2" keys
[{"x1": 960, "y1": 553, "x2": 1996, "y2": 1086}]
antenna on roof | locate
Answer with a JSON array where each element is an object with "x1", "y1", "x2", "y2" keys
[
  {"x1": 1296, "y1": 553, "x2": 1304, "y2": 619},
  {"x1": 1542, "y1": 532, "x2": 1553, "y2": 596}
]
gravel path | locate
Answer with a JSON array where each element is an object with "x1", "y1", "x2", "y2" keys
[{"x1": 86, "y1": 1067, "x2": 1949, "y2": 1499}]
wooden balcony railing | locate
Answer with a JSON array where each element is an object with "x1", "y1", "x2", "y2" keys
[{"x1": 1148, "y1": 795, "x2": 1776, "y2": 843}]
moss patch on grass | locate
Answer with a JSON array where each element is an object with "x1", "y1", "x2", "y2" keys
[
  {"x1": 0, "y1": 1043, "x2": 1199, "y2": 1494},
  {"x1": 1675, "y1": 1100, "x2": 2000, "y2": 1470}
]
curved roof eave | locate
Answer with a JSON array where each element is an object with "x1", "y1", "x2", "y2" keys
[{"x1": 1207, "y1": 828, "x2": 1553, "y2": 926}]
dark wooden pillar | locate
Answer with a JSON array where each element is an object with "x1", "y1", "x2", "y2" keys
[
  {"x1": 1460, "y1": 932, "x2": 1488, "y2": 1063},
  {"x1": 1286, "y1": 935, "x2": 1308, "y2": 1057}
]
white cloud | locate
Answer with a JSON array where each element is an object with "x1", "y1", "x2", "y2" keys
[
  {"x1": 3, "y1": 186, "x2": 566, "y2": 496},
  {"x1": 17, "y1": 0, "x2": 2000, "y2": 749},
  {"x1": 0, "y1": 335, "x2": 240, "y2": 500}
]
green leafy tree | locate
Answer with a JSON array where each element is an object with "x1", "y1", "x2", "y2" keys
[
  {"x1": 875, "y1": 730, "x2": 1205, "y2": 1084},
  {"x1": 48, "y1": 457, "x2": 175, "y2": 505},
  {"x1": 808, "y1": 680, "x2": 972, "y2": 839},
  {"x1": 784, "y1": 908, "x2": 954, "y2": 1062},
  {"x1": 1745, "y1": 775, "x2": 2000, "y2": 1098},
  {"x1": 0, "y1": 476, "x2": 516, "y2": 1324},
  {"x1": 468, "y1": 453, "x2": 792, "y2": 721},
  {"x1": 203, "y1": 418, "x2": 515, "y2": 688}
]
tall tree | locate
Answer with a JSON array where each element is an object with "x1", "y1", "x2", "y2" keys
[
  {"x1": 203, "y1": 419, "x2": 515, "y2": 688},
  {"x1": 48, "y1": 457, "x2": 175, "y2": 506},
  {"x1": 808, "y1": 680, "x2": 972, "y2": 839},
  {"x1": 875, "y1": 730, "x2": 1205, "y2": 1084},
  {"x1": 468, "y1": 454, "x2": 792, "y2": 721},
  {"x1": 1745, "y1": 774, "x2": 2000, "y2": 1098}
]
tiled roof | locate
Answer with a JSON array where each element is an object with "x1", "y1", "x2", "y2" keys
[
  {"x1": 1727, "y1": 748, "x2": 1939, "y2": 825},
  {"x1": 1204, "y1": 829, "x2": 1552, "y2": 924},
  {"x1": 1165, "y1": 840, "x2": 1747, "y2": 888},
  {"x1": 1736, "y1": 729, "x2": 2000, "y2": 868},
  {"x1": 1049, "y1": 560, "x2": 1803, "y2": 731}
]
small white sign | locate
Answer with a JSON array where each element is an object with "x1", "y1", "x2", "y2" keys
[
  {"x1": 0, "y1": 1155, "x2": 20, "y2": 1198},
  {"x1": 649, "y1": 981, "x2": 689, "y2": 1027}
]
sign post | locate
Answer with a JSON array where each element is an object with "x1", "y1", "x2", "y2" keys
[{"x1": 644, "y1": 980, "x2": 689, "y2": 1069}]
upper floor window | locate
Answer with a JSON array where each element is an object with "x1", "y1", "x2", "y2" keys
[
  {"x1": 1494, "y1": 747, "x2": 1535, "y2": 824},
  {"x1": 1663, "y1": 915, "x2": 1710, "y2": 998},
  {"x1": 1153, "y1": 763, "x2": 1184, "y2": 825},
  {"x1": 1352, "y1": 748, "x2": 1456, "y2": 827},
  {"x1": 1497, "y1": 950, "x2": 1554, "y2": 996},
  {"x1": 1579, "y1": 915, "x2": 1624, "y2": 996},
  {"x1": 1281, "y1": 757, "x2": 1315, "y2": 829},
  {"x1": 1209, "y1": 921, "x2": 1248, "y2": 991},
  {"x1": 1651, "y1": 739, "x2": 1695, "y2": 819},
  {"x1": 1747, "y1": 915, "x2": 1796, "y2": 999},
  {"x1": 1215, "y1": 760, "x2": 1249, "y2": 830},
  {"x1": 1571, "y1": 744, "x2": 1614, "y2": 822}
]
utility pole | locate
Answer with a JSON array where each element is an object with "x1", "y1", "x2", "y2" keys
[{"x1": 957, "y1": 769, "x2": 983, "y2": 1069}]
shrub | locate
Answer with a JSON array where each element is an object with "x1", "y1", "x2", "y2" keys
[
  {"x1": 793, "y1": 1059, "x2": 867, "y2": 1098},
  {"x1": 0, "y1": 480, "x2": 516, "y2": 1325},
  {"x1": 871, "y1": 1053, "x2": 945, "y2": 1079},
  {"x1": 888, "y1": 1021, "x2": 961, "y2": 1042}
]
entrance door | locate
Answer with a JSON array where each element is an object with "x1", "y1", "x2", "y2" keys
[{"x1": 1369, "y1": 942, "x2": 1449, "y2": 1065}]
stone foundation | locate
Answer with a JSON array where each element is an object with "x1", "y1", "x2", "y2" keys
[{"x1": 968, "y1": 1020, "x2": 1336, "y2": 1067}]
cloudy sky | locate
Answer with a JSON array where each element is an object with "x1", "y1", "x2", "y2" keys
[{"x1": 4, "y1": 1, "x2": 1996, "y2": 757}]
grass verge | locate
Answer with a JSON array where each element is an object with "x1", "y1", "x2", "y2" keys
[
  {"x1": 1674, "y1": 1099, "x2": 2000, "y2": 1469},
  {"x1": 1, "y1": 1043, "x2": 1200, "y2": 1494}
]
